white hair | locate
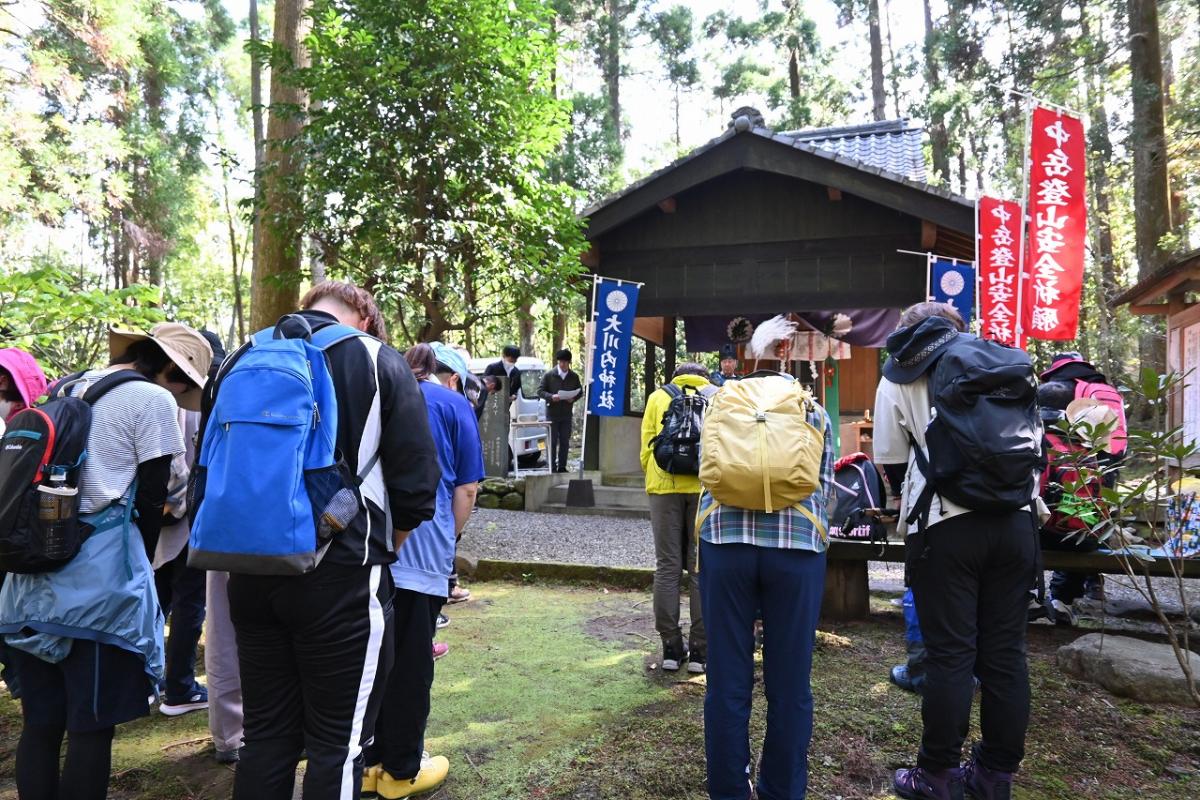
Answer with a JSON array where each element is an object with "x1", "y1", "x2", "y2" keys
[{"x1": 747, "y1": 314, "x2": 799, "y2": 358}]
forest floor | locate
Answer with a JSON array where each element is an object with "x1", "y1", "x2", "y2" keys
[{"x1": 0, "y1": 581, "x2": 1197, "y2": 800}]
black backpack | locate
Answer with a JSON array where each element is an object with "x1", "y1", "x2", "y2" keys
[
  {"x1": 650, "y1": 384, "x2": 709, "y2": 475},
  {"x1": 0, "y1": 370, "x2": 148, "y2": 573},
  {"x1": 908, "y1": 337, "x2": 1043, "y2": 529},
  {"x1": 830, "y1": 453, "x2": 888, "y2": 545}
]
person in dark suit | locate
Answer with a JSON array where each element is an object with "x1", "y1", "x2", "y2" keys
[
  {"x1": 484, "y1": 345, "x2": 522, "y2": 398},
  {"x1": 538, "y1": 349, "x2": 582, "y2": 472},
  {"x1": 709, "y1": 343, "x2": 741, "y2": 387}
]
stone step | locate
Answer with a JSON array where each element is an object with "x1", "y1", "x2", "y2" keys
[
  {"x1": 546, "y1": 484, "x2": 649, "y2": 510},
  {"x1": 539, "y1": 502, "x2": 650, "y2": 520},
  {"x1": 602, "y1": 472, "x2": 645, "y2": 488}
]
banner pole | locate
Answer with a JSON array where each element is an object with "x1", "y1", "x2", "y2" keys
[
  {"x1": 1014, "y1": 97, "x2": 1034, "y2": 349},
  {"x1": 925, "y1": 252, "x2": 934, "y2": 302},
  {"x1": 974, "y1": 197, "x2": 981, "y2": 334},
  {"x1": 576, "y1": 273, "x2": 600, "y2": 480}
]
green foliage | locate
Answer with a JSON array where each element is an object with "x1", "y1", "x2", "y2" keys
[
  {"x1": 0, "y1": 263, "x2": 164, "y2": 375},
  {"x1": 294, "y1": 0, "x2": 587, "y2": 344}
]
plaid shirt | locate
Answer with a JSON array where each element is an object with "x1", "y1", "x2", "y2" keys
[{"x1": 698, "y1": 400, "x2": 835, "y2": 553}]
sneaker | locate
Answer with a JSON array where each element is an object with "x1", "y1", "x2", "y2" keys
[
  {"x1": 1083, "y1": 575, "x2": 1106, "y2": 603},
  {"x1": 215, "y1": 747, "x2": 241, "y2": 765},
  {"x1": 436, "y1": 613, "x2": 450, "y2": 629},
  {"x1": 963, "y1": 756, "x2": 1013, "y2": 800},
  {"x1": 376, "y1": 754, "x2": 450, "y2": 799},
  {"x1": 447, "y1": 585, "x2": 471, "y2": 604},
  {"x1": 889, "y1": 664, "x2": 923, "y2": 694},
  {"x1": 1026, "y1": 595, "x2": 1048, "y2": 622},
  {"x1": 661, "y1": 640, "x2": 687, "y2": 672},
  {"x1": 432, "y1": 642, "x2": 449, "y2": 661},
  {"x1": 893, "y1": 766, "x2": 965, "y2": 800},
  {"x1": 1050, "y1": 598, "x2": 1076, "y2": 627},
  {"x1": 687, "y1": 654, "x2": 706, "y2": 674},
  {"x1": 159, "y1": 685, "x2": 209, "y2": 717}
]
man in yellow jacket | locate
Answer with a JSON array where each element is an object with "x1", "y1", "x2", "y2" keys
[{"x1": 640, "y1": 362, "x2": 716, "y2": 673}]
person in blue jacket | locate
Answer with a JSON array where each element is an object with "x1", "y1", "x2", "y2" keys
[
  {"x1": 363, "y1": 342, "x2": 484, "y2": 800},
  {"x1": 0, "y1": 323, "x2": 212, "y2": 800}
]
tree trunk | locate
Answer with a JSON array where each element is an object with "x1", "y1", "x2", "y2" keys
[
  {"x1": 922, "y1": 0, "x2": 950, "y2": 184},
  {"x1": 519, "y1": 302, "x2": 535, "y2": 358},
  {"x1": 1128, "y1": 0, "x2": 1174, "y2": 278},
  {"x1": 603, "y1": 0, "x2": 621, "y2": 141},
  {"x1": 250, "y1": 0, "x2": 307, "y2": 332},
  {"x1": 883, "y1": 0, "x2": 901, "y2": 119},
  {"x1": 1128, "y1": 0, "x2": 1173, "y2": 378},
  {"x1": 552, "y1": 310, "x2": 567, "y2": 355},
  {"x1": 788, "y1": 47, "x2": 800, "y2": 101},
  {"x1": 249, "y1": 0, "x2": 264, "y2": 338},
  {"x1": 212, "y1": 93, "x2": 247, "y2": 343},
  {"x1": 1081, "y1": 0, "x2": 1119, "y2": 380},
  {"x1": 868, "y1": 0, "x2": 886, "y2": 121}
]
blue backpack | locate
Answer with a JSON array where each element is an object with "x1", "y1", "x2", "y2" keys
[{"x1": 189, "y1": 315, "x2": 371, "y2": 575}]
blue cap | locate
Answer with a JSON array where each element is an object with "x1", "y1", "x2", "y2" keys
[{"x1": 430, "y1": 342, "x2": 470, "y2": 387}]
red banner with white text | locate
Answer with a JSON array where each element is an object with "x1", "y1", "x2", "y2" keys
[
  {"x1": 1023, "y1": 105, "x2": 1087, "y2": 341},
  {"x1": 977, "y1": 196, "x2": 1023, "y2": 347}
]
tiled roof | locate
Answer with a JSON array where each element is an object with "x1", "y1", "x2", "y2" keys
[
  {"x1": 582, "y1": 117, "x2": 969, "y2": 224},
  {"x1": 781, "y1": 119, "x2": 927, "y2": 182}
]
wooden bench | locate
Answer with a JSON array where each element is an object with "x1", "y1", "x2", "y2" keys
[{"x1": 822, "y1": 538, "x2": 1200, "y2": 620}]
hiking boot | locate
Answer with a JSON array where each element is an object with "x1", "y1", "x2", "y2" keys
[
  {"x1": 376, "y1": 754, "x2": 450, "y2": 799},
  {"x1": 661, "y1": 640, "x2": 687, "y2": 672},
  {"x1": 436, "y1": 613, "x2": 450, "y2": 629},
  {"x1": 1083, "y1": 575, "x2": 1106, "y2": 603},
  {"x1": 447, "y1": 585, "x2": 471, "y2": 604},
  {"x1": 432, "y1": 642, "x2": 449, "y2": 661},
  {"x1": 159, "y1": 685, "x2": 209, "y2": 717},
  {"x1": 963, "y1": 756, "x2": 1013, "y2": 800},
  {"x1": 361, "y1": 764, "x2": 381, "y2": 797},
  {"x1": 687, "y1": 651, "x2": 706, "y2": 674},
  {"x1": 893, "y1": 766, "x2": 964, "y2": 800},
  {"x1": 1049, "y1": 598, "x2": 1076, "y2": 627}
]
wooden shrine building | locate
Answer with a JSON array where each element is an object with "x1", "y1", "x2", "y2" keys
[{"x1": 580, "y1": 110, "x2": 977, "y2": 473}]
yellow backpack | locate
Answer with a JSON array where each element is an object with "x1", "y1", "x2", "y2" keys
[{"x1": 698, "y1": 376, "x2": 826, "y2": 532}]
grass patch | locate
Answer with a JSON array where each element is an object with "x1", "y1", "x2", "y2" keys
[{"x1": 0, "y1": 581, "x2": 1196, "y2": 799}]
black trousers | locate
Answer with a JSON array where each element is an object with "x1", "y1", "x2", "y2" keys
[
  {"x1": 907, "y1": 510, "x2": 1037, "y2": 774},
  {"x1": 229, "y1": 563, "x2": 393, "y2": 800},
  {"x1": 364, "y1": 588, "x2": 443, "y2": 779},
  {"x1": 154, "y1": 546, "x2": 207, "y2": 700},
  {"x1": 550, "y1": 418, "x2": 572, "y2": 472}
]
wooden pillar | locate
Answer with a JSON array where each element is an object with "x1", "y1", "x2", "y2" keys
[
  {"x1": 644, "y1": 340, "x2": 657, "y2": 403},
  {"x1": 821, "y1": 560, "x2": 870, "y2": 621},
  {"x1": 663, "y1": 316, "x2": 677, "y2": 380}
]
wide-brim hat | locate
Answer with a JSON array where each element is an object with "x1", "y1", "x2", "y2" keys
[
  {"x1": 883, "y1": 316, "x2": 965, "y2": 384},
  {"x1": 0, "y1": 348, "x2": 49, "y2": 407},
  {"x1": 108, "y1": 322, "x2": 213, "y2": 411},
  {"x1": 1040, "y1": 351, "x2": 1093, "y2": 381}
]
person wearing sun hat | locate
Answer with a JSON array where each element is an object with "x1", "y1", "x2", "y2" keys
[{"x1": 0, "y1": 321, "x2": 212, "y2": 800}]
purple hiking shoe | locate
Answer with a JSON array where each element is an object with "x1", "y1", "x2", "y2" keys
[
  {"x1": 893, "y1": 766, "x2": 965, "y2": 800},
  {"x1": 963, "y1": 757, "x2": 1013, "y2": 800}
]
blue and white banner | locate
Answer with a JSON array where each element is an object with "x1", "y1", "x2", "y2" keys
[
  {"x1": 930, "y1": 257, "x2": 976, "y2": 327},
  {"x1": 587, "y1": 279, "x2": 640, "y2": 417}
]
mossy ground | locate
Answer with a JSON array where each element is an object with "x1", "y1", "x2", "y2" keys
[{"x1": 0, "y1": 583, "x2": 1196, "y2": 799}]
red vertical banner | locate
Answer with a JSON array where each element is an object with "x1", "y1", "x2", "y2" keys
[
  {"x1": 977, "y1": 196, "x2": 1023, "y2": 347},
  {"x1": 1024, "y1": 105, "x2": 1087, "y2": 340}
]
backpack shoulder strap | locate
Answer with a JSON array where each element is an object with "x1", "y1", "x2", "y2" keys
[
  {"x1": 78, "y1": 370, "x2": 150, "y2": 407},
  {"x1": 47, "y1": 370, "x2": 87, "y2": 400},
  {"x1": 311, "y1": 324, "x2": 372, "y2": 352},
  {"x1": 662, "y1": 383, "x2": 682, "y2": 400}
]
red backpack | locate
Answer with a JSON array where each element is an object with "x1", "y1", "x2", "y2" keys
[{"x1": 1040, "y1": 429, "x2": 1103, "y2": 535}]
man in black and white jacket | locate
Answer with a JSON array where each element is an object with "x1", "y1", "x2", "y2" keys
[{"x1": 212, "y1": 281, "x2": 440, "y2": 800}]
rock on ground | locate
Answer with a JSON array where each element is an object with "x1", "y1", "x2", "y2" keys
[{"x1": 1057, "y1": 633, "x2": 1200, "y2": 705}]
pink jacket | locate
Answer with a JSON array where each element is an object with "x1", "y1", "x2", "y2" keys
[{"x1": 0, "y1": 348, "x2": 49, "y2": 417}]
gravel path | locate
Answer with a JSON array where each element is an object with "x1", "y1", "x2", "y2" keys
[{"x1": 462, "y1": 509, "x2": 1200, "y2": 622}]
